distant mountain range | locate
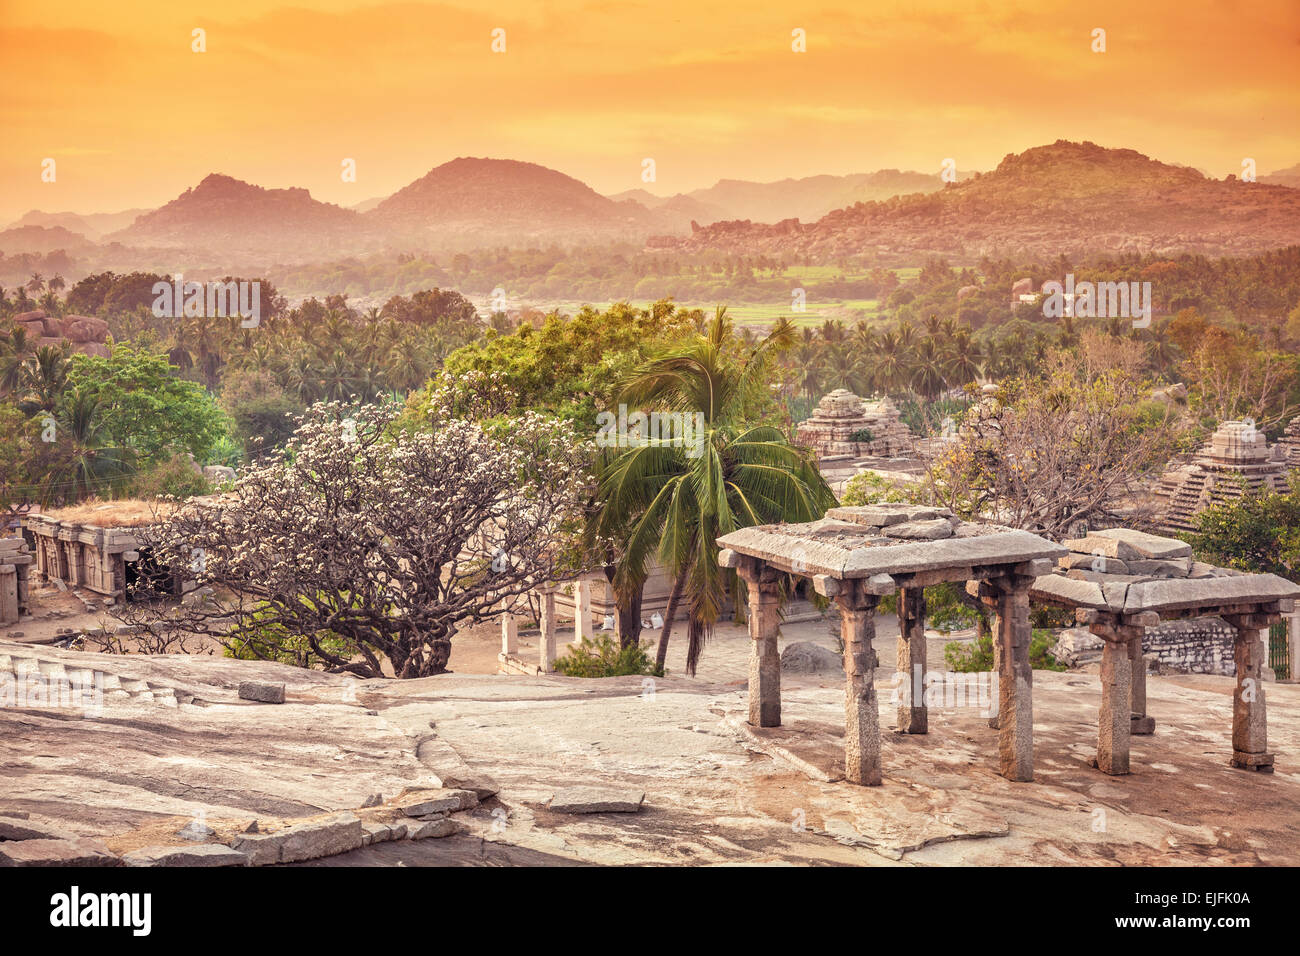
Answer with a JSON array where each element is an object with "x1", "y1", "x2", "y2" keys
[
  {"x1": 610, "y1": 168, "x2": 967, "y2": 225},
  {"x1": 655, "y1": 142, "x2": 1300, "y2": 261},
  {"x1": 4, "y1": 145, "x2": 1299, "y2": 267}
]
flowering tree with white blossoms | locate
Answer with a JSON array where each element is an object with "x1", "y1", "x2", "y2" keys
[{"x1": 115, "y1": 395, "x2": 589, "y2": 677}]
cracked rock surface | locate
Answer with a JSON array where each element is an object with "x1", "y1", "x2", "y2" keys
[{"x1": 2, "y1": 636, "x2": 1298, "y2": 865}]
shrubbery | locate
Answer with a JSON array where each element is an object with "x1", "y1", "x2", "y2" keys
[
  {"x1": 552, "y1": 635, "x2": 663, "y2": 678},
  {"x1": 943, "y1": 628, "x2": 1066, "y2": 673}
]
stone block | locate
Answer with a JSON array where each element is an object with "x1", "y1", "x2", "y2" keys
[
  {"x1": 1063, "y1": 535, "x2": 1142, "y2": 562},
  {"x1": 0, "y1": 837, "x2": 120, "y2": 867},
  {"x1": 882, "y1": 519, "x2": 953, "y2": 540},
  {"x1": 123, "y1": 844, "x2": 249, "y2": 867},
  {"x1": 230, "y1": 813, "x2": 363, "y2": 865},
  {"x1": 1090, "y1": 528, "x2": 1193, "y2": 561},
  {"x1": 400, "y1": 788, "x2": 478, "y2": 816},
  {"x1": 238, "y1": 680, "x2": 286, "y2": 704},
  {"x1": 408, "y1": 817, "x2": 460, "y2": 839}
]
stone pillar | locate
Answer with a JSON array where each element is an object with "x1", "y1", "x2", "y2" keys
[
  {"x1": 573, "y1": 579, "x2": 591, "y2": 646},
  {"x1": 0, "y1": 564, "x2": 17, "y2": 624},
  {"x1": 1226, "y1": 615, "x2": 1273, "y2": 771},
  {"x1": 896, "y1": 586, "x2": 927, "y2": 733},
  {"x1": 1096, "y1": 625, "x2": 1138, "y2": 775},
  {"x1": 539, "y1": 589, "x2": 557, "y2": 673},
  {"x1": 743, "y1": 564, "x2": 782, "y2": 728},
  {"x1": 1289, "y1": 612, "x2": 1300, "y2": 683},
  {"x1": 993, "y1": 577, "x2": 1034, "y2": 782},
  {"x1": 501, "y1": 615, "x2": 518, "y2": 656},
  {"x1": 1129, "y1": 627, "x2": 1154, "y2": 734},
  {"x1": 837, "y1": 584, "x2": 882, "y2": 786},
  {"x1": 986, "y1": 610, "x2": 1001, "y2": 729}
]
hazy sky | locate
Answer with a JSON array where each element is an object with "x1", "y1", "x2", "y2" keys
[{"x1": 2, "y1": 0, "x2": 1298, "y2": 220}]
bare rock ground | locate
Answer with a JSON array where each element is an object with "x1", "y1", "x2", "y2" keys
[{"x1": 2, "y1": 618, "x2": 1298, "y2": 866}]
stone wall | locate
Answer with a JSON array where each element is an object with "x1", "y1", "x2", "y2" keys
[
  {"x1": 1055, "y1": 617, "x2": 1235, "y2": 675},
  {"x1": 1142, "y1": 617, "x2": 1236, "y2": 675}
]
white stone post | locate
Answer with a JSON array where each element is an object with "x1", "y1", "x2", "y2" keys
[
  {"x1": 501, "y1": 615, "x2": 518, "y2": 656},
  {"x1": 539, "y1": 589, "x2": 557, "y2": 673},
  {"x1": 573, "y1": 579, "x2": 591, "y2": 646}
]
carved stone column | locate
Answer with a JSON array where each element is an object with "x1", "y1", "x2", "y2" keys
[
  {"x1": 896, "y1": 586, "x2": 927, "y2": 733},
  {"x1": 837, "y1": 579, "x2": 885, "y2": 785},
  {"x1": 1223, "y1": 612, "x2": 1274, "y2": 772}
]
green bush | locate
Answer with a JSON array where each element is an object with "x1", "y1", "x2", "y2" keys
[
  {"x1": 552, "y1": 635, "x2": 663, "y2": 678},
  {"x1": 128, "y1": 453, "x2": 212, "y2": 501},
  {"x1": 879, "y1": 581, "x2": 978, "y2": 632},
  {"x1": 848, "y1": 427, "x2": 875, "y2": 443},
  {"x1": 225, "y1": 603, "x2": 353, "y2": 669},
  {"x1": 840, "y1": 470, "x2": 929, "y2": 506},
  {"x1": 944, "y1": 628, "x2": 1066, "y2": 673},
  {"x1": 945, "y1": 633, "x2": 993, "y2": 672}
]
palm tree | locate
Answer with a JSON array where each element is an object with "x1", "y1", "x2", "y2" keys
[
  {"x1": 591, "y1": 307, "x2": 835, "y2": 675},
  {"x1": 18, "y1": 343, "x2": 72, "y2": 414},
  {"x1": 908, "y1": 337, "x2": 948, "y2": 400},
  {"x1": 0, "y1": 326, "x2": 32, "y2": 396},
  {"x1": 37, "y1": 389, "x2": 136, "y2": 504},
  {"x1": 943, "y1": 333, "x2": 983, "y2": 388},
  {"x1": 26, "y1": 273, "x2": 46, "y2": 296}
]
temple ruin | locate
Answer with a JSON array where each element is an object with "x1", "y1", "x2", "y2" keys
[
  {"x1": 795, "y1": 389, "x2": 915, "y2": 460},
  {"x1": 0, "y1": 536, "x2": 33, "y2": 625},
  {"x1": 718, "y1": 504, "x2": 1065, "y2": 785},
  {"x1": 1032, "y1": 527, "x2": 1299, "y2": 775},
  {"x1": 1157, "y1": 420, "x2": 1291, "y2": 533},
  {"x1": 1278, "y1": 414, "x2": 1300, "y2": 469},
  {"x1": 717, "y1": 510, "x2": 1299, "y2": 786},
  {"x1": 27, "y1": 504, "x2": 180, "y2": 601}
]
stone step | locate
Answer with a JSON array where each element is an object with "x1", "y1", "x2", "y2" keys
[{"x1": 36, "y1": 660, "x2": 68, "y2": 680}]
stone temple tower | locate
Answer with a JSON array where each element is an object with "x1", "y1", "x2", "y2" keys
[{"x1": 1157, "y1": 420, "x2": 1292, "y2": 534}]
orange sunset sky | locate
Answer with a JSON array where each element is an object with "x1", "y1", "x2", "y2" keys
[{"x1": 2, "y1": 0, "x2": 1298, "y2": 221}]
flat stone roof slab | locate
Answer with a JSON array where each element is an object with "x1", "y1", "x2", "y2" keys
[
  {"x1": 1123, "y1": 574, "x2": 1300, "y2": 614},
  {"x1": 718, "y1": 509, "x2": 1065, "y2": 579}
]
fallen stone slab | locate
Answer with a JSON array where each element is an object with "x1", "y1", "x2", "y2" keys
[
  {"x1": 238, "y1": 680, "x2": 286, "y2": 704},
  {"x1": 408, "y1": 817, "x2": 460, "y2": 839},
  {"x1": 123, "y1": 844, "x2": 249, "y2": 867},
  {"x1": 1090, "y1": 528, "x2": 1193, "y2": 561},
  {"x1": 0, "y1": 816, "x2": 76, "y2": 841},
  {"x1": 230, "y1": 813, "x2": 363, "y2": 865},
  {"x1": 1127, "y1": 557, "x2": 1193, "y2": 577},
  {"x1": 400, "y1": 788, "x2": 478, "y2": 816},
  {"x1": 882, "y1": 519, "x2": 953, "y2": 541},
  {"x1": 548, "y1": 787, "x2": 646, "y2": 814},
  {"x1": 1063, "y1": 535, "x2": 1142, "y2": 562},
  {"x1": 1060, "y1": 553, "x2": 1130, "y2": 574},
  {"x1": 0, "y1": 837, "x2": 121, "y2": 867},
  {"x1": 362, "y1": 822, "x2": 400, "y2": 846}
]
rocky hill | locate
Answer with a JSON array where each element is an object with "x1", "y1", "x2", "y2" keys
[
  {"x1": 657, "y1": 141, "x2": 1300, "y2": 262},
  {"x1": 368, "y1": 157, "x2": 658, "y2": 246},
  {"x1": 6, "y1": 208, "x2": 150, "y2": 240},
  {"x1": 0, "y1": 224, "x2": 96, "y2": 255},
  {"x1": 107, "y1": 174, "x2": 368, "y2": 260}
]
